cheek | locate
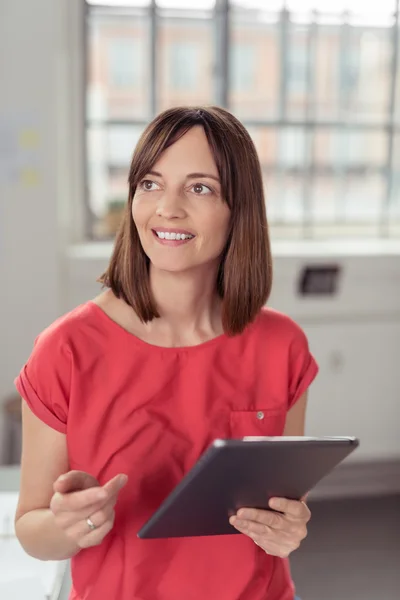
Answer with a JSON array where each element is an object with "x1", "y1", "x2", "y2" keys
[
  {"x1": 131, "y1": 200, "x2": 138, "y2": 223},
  {"x1": 202, "y1": 210, "x2": 230, "y2": 247},
  {"x1": 131, "y1": 199, "x2": 149, "y2": 229}
]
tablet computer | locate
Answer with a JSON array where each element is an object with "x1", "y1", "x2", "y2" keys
[{"x1": 137, "y1": 436, "x2": 359, "y2": 539}]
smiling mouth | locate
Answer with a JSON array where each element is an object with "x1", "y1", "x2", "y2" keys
[{"x1": 152, "y1": 229, "x2": 195, "y2": 246}]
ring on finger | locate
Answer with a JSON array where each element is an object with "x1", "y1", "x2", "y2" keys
[{"x1": 86, "y1": 517, "x2": 97, "y2": 532}]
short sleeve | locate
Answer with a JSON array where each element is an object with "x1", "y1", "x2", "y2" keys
[
  {"x1": 288, "y1": 324, "x2": 318, "y2": 410},
  {"x1": 14, "y1": 327, "x2": 71, "y2": 433}
]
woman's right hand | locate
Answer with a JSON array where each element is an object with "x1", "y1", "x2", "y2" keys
[{"x1": 50, "y1": 470, "x2": 128, "y2": 549}]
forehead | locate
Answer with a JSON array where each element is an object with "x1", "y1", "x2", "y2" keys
[{"x1": 152, "y1": 126, "x2": 219, "y2": 176}]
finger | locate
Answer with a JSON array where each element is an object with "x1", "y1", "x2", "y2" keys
[
  {"x1": 235, "y1": 508, "x2": 286, "y2": 531},
  {"x1": 101, "y1": 474, "x2": 128, "y2": 497},
  {"x1": 79, "y1": 519, "x2": 114, "y2": 549},
  {"x1": 53, "y1": 471, "x2": 99, "y2": 494},
  {"x1": 269, "y1": 497, "x2": 311, "y2": 521},
  {"x1": 52, "y1": 474, "x2": 127, "y2": 515},
  {"x1": 230, "y1": 516, "x2": 297, "y2": 543},
  {"x1": 54, "y1": 498, "x2": 114, "y2": 529},
  {"x1": 50, "y1": 486, "x2": 108, "y2": 514},
  {"x1": 67, "y1": 513, "x2": 115, "y2": 549},
  {"x1": 230, "y1": 516, "x2": 273, "y2": 538}
]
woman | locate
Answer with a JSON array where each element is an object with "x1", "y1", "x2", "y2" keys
[{"x1": 14, "y1": 106, "x2": 318, "y2": 600}]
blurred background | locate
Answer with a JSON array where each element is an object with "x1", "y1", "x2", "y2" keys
[{"x1": 0, "y1": 0, "x2": 399, "y2": 598}]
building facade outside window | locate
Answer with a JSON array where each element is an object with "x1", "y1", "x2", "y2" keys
[{"x1": 85, "y1": 0, "x2": 400, "y2": 240}]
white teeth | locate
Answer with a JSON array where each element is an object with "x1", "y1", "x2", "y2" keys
[{"x1": 156, "y1": 231, "x2": 193, "y2": 240}]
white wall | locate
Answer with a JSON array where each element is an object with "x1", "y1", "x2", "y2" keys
[
  {"x1": 1, "y1": 1, "x2": 399, "y2": 474},
  {"x1": 0, "y1": 0, "x2": 85, "y2": 459}
]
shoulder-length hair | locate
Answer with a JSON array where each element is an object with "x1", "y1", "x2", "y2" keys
[{"x1": 99, "y1": 106, "x2": 272, "y2": 336}]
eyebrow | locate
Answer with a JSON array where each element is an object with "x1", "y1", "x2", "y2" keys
[{"x1": 147, "y1": 170, "x2": 220, "y2": 183}]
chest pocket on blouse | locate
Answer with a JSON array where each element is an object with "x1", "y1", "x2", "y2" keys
[{"x1": 230, "y1": 409, "x2": 286, "y2": 438}]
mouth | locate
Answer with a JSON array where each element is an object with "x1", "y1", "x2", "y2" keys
[{"x1": 152, "y1": 228, "x2": 196, "y2": 246}]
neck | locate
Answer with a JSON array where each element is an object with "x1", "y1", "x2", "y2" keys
[{"x1": 148, "y1": 263, "x2": 222, "y2": 337}]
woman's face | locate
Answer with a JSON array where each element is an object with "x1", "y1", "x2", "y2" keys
[{"x1": 132, "y1": 126, "x2": 231, "y2": 274}]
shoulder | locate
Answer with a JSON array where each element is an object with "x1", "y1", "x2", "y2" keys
[
  {"x1": 30, "y1": 302, "x2": 95, "y2": 359},
  {"x1": 14, "y1": 305, "x2": 95, "y2": 433},
  {"x1": 249, "y1": 308, "x2": 318, "y2": 408},
  {"x1": 16, "y1": 302, "x2": 97, "y2": 403},
  {"x1": 251, "y1": 307, "x2": 309, "y2": 348}
]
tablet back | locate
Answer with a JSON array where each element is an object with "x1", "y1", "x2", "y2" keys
[{"x1": 138, "y1": 436, "x2": 359, "y2": 539}]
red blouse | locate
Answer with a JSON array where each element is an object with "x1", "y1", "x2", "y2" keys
[{"x1": 15, "y1": 302, "x2": 318, "y2": 600}]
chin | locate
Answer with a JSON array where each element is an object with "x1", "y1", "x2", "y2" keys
[{"x1": 149, "y1": 258, "x2": 197, "y2": 273}]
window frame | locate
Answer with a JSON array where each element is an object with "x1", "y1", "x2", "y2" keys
[{"x1": 83, "y1": 0, "x2": 400, "y2": 241}]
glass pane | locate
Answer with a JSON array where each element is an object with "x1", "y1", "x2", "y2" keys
[
  {"x1": 395, "y1": 20, "x2": 400, "y2": 124},
  {"x1": 157, "y1": 0, "x2": 215, "y2": 8},
  {"x1": 389, "y1": 133, "x2": 400, "y2": 223},
  {"x1": 87, "y1": 13, "x2": 151, "y2": 121},
  {"x1": 87, "y1": 1, "x2": 151, "y2": 7},
  {"x1": 342, "y1": 173, "x2": 386, "y2": 222},
  {"x1": 238, "y1": 126, "x2": 279, "y2": 222},
  {"x1": 231, "y1": 0, "x2": 285, "y2": 9},
  {"x1": 278, "y1": 127, "x2": 307, "y2": 169},
  {"x1": 247, "y1": 126, "x2": 278, "y2": 167},
  {"x1": 314, "y1": 25, "x2": 392, "y2": 122},
  {"x1": 157, "y1": 15, "x2": 214, "y2": 111},
  {"x1": 313, "y1": 130, "x2": 387, "y2": 168},
  {"x1": 344, "y1": 28, "x2": 392, "y2": 122},
  {"x1": 286, "y1": 22, "x2": 312, "y2": 120},
  {"x1": 311, "y1": 174, "x2": 338, "y2": 223},
  {"x1": 87, "y1": 125, "x2": 144, "y2": 239},
  {"x1": 229, "y1": 14, "x2": 279, "y2": 119},
  {"x1": 264, "y1": 172, "x2": 279, "y2": 222},
  {"x1": 312, "y1": 129, "x2": 387, "y2": 223},
  {"x1": 314, "y1": 24, "x2": 342, "y2": 121},
  {"x1": 279, "y1": 173, "x2": 306, "y2": 223},
  {"x1": 388, "y1": 171, "x2": 400, "y2": 236},
  {"x1": 286, "y1": 0, "x2": 396, "y2": 15}
]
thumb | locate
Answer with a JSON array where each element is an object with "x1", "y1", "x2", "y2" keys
[{"x1": 53, "y1": 470, "x2": 100, "y2": 494}]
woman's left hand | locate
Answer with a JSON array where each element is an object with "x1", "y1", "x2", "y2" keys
[{"x1": 229, "y1": 497, "x2": 311, "y2": 558}]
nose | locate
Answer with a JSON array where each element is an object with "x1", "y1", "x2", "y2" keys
[{"x1": 156, "y1": 189, "x2": 186, "y2": 220}]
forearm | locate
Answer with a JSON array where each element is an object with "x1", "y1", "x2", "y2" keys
[{"x1": 15, "y1": 508, "x2": 81, "y2": 561}]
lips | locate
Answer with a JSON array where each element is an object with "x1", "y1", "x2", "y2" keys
[
  {"x1": 152, "y1": 227, "x2": 196, "y2": 237},
  {"x1": 151, "y1": 228, "x2": 195, "y2": 246}
]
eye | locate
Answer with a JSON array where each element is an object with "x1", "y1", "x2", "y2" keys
[
  {"x1": 191, "y1": 183, "x2": 213, "y2": 195},
  {"x1": 139, "y1": 179, "x2": 161, "y2": 192}
]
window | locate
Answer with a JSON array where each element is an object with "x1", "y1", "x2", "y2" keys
[
  {"x1": 339, "y1": 42, "x2": 360, "y2": 92},
  {"x1": 169, "y1": 42, "x2": 200, "y2": 91},
  {"x1": 230, "y1": 44, "x2": 257, "y2": 91},
  {"x1": 85, "y1": 0, "x2": 400, "y2": 240},
  {"x1": 287, "y1": 35, "x2": 308, "y2": 95},
  {"x1": 108, "y1": 38, "x2": 143, "y2": 88}
]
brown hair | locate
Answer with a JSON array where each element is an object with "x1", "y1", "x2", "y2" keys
[{"x1": 99, "y1": 106, "x2": 272, "y2": 336}]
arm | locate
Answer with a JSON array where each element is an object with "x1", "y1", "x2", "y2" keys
[
  {"x1": 15, "y1": 401, "x2": 81, "y2": 561},
  {"x1": 283, "y1": 391, "x2": 308, "y2": 436}
]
